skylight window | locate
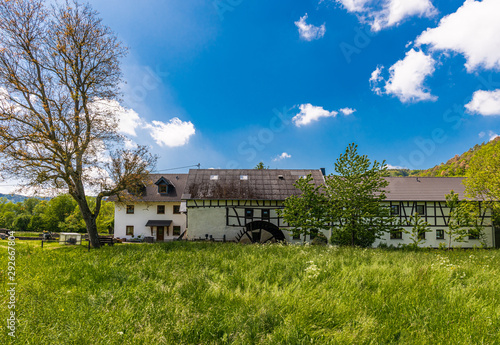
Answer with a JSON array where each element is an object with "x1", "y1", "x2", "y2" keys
[
  {"x1": 240, "y1": 175, "x2": 248, "y2": 180},
  {"x1": 210, "y1": 175, "x2": 219, "y2": 180}
]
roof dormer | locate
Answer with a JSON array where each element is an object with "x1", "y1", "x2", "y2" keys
[{"x1": 155, "y1": 176, "x2": 175, "y2": 194}]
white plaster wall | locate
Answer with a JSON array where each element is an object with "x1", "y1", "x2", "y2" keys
[
  {"x1": 114, "y1": 202, "x2": 186, "y2": 241},
  {"x1": 187, "y1": 207, "x2": 238, "y2": 240},
  {"x1": 374, "y1": 226, "x2": 494, "y2": 248},
  {"x1": 186, "y1": 204, "x2": 329, "y2": 243}
]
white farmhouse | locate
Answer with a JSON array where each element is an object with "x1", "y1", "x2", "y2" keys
[{"x1": 112, "y1": 174, "x2": 188, "y2": 241}]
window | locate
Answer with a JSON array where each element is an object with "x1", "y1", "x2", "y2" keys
[
  {"x1": 245, "y1": 208, "x2": 253, "y2": 219},
  {"x1": 126, "y1": 205, "x2": 134, "y2": 214},
  {"x1": 240, "y1": 175, "x2": 248, "y2": 180},
  {"x1": 436, "y1": 229, "x2": 444, "y2": 240},
  {"x1": 415, "y1": 205, "x2": 425, "y2": 216},
  {"x1": 173, "y1": 205, "x2": 180, "y2": 214},
  {"x1": 261, "y1": 209, "x2": 270, "y2": 220},
  {"x1": 391, "y1": 205, "x2": 400, "y2": 216},
  {"x1": 126, "y1": 226, "x2": 134, "y2": 236},
  {"x1": 418, "y1": 230, "x2": 426, "y2": 240},
  {"x1": 210, "y1": 175, "x2": 219, "y2": 180},
  {"x1": 157, "y1": 205, "x2": 165, "y2": 214},
  {"x1": 158, "y1": 184, "x2": 167, "y2": 193},
  {"x1": 390, "y1": 229, "x2": 403, "y2": 240},
  {"x1": 468, "y1": 231, "x2": 479, "y2": 240},
  {"x1": 173, "y1": 226, "x2": 181, "y2": 236}
]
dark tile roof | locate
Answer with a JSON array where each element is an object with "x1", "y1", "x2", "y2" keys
[
  {"x1": 182, "y1": 169, "x2": 325, "y2": 201},
  {"x1": 108, "y1": 174, "x2": 188, "y2": 202},
  {"x1": 383, "y1": 177, "x2": 467, "y2": 201}
]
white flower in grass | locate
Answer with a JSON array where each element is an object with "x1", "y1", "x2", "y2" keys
[{"x1": 305, "y1": 261, "x2": 320, "y2": 279}]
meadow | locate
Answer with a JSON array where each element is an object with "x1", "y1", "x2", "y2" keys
[{"x1": 1, "y1": 241, "x2": 499, "y2": 344}]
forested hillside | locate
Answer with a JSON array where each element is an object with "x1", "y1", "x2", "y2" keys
[{"x1": 387, "y1": 138, "x2": 500, "y2": 177}]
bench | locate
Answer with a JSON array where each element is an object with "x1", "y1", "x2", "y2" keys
[{"x1": 98, "y1": 236, "x2": 115, "y2": 246}]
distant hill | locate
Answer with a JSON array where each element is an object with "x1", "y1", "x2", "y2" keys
[
  {"x1": 386, "y1": 137, "x2": 499, "y2": 178},
  {"x1": 418, "y1": 138, "x2": 499, "y2": 177},
  {"x1": 386, "y1": 169, "x2": 423, "y2": 177},
  {"x1": 0, "y1": 193, "x2": 50, "y2": 203}
]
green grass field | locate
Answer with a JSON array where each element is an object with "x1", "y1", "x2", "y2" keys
[{"x1": 1, "y1": 241, "x2": 500, "y2": 344}]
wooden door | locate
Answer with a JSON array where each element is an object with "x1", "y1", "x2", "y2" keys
[{"x1": 157, "y1": 226, "x2": 164, "y2": 241}]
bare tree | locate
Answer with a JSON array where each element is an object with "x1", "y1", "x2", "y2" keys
[{"x1": 0, "y1": 0, "x2": 155, "y2": 248}]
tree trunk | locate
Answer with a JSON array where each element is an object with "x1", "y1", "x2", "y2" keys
[
  {"x1": 74, "y1": 195, "x2": 101, "y2": 248},
  {"x1": 83, "y1": 214, "x2": 101, "y2": 248}
]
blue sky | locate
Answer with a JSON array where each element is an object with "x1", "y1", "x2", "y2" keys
[
  {"x1": 3, "y1": 0, "x2": 500, "y2": 194},
  {"x1": 85, "y1": 0, "x2": 500, "y2": 174}
]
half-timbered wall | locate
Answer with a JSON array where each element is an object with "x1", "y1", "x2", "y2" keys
[
  {"x1": 186, "y1": 199, "x2": 495, "y2": 247},
  {"x1": 375, "y1": 201, "x2": 494, "y2": 247},
  {"x1": 186, "y1": 199, "x2": 295, "y2": 241}
]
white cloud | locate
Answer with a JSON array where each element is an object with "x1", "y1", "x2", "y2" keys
[
  {"x1": 90, "y1": 99, "x2": 197, "y2": 148},
  {"x1": 372, "y1": 49, "x2": 437, "y2": 103},
  {"x1": 89, "y1": 99, "x2": 143, "y2": 137},
  {"x1": 335, "y1": 0, "x2": 370, "y2": 12},
  {"x1": 145, "y1": 117, "x2": 196, "y2": 147},
  {"x1": 339, "y1": 107, "x2": 356, "y2": 115},
  {"x1": 385, "y1": 163, "x2": 407, "y2": 169},
  {"x1": 373, "y1": 0, "x2": 437, "y2": 31},
  {"x1": 416, "y1": 0, "x2": 500, "y2": 72},
  {"x1": 292, "y1": 104, "x2": 337, "y2": 127},
  {"x1": 123, "y1": 138, "x2": 138, "y2": 149},
  {"x1": 294, "y1": 14, "x2": 326, "y2": 41},
  {"x1": 489, "y1": 132, "x2": 500, "y2": 141},
  {"x1": 369, "y1": 66, "x2": 384, "y2": 95},
  {"x1": 116, "y1": 108, "x2": 143, "y2": 137},
  {"x1": 479, "y1": 130, "x2": 498, "y2": 141},
  {"x1": 0, "y1": 87, "x2": 8, "y2": 105},
  {"x1": 273, "y1": 152, "x2": 292, "y2": 162},
  {"x1": 336, "y1": 0, "x2": 437, "y2": 31},
  {"x1": 465, "y1": 89, "x2": 500, "y2": 116}
]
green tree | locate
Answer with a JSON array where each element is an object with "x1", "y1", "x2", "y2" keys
[
  {"x1": 21, "y1": 198, "x2": 41, "y2": 215},
  {"x1": 59, "y1": 197, "x2": 114, "y2": 233},
  {"x1": 254, "y1": 162, "x2": 268, "y2": 170},
  {"x1": 404, "y1": 214, "x2": 432, "y2": 248},
  {"x1": 0, "y1": 211, "x2": 15, "y2": 229},
  {"x1": 278, "y1": 174, "x2": 328, "y2": 242},
  {"x1": 326, "y1": 143, "x2": 392, "y2": 247},
  {"x1": 12, "y1": 214, "x2": 31, "y2": 231},
  {"x1": 59, "y1": 212, "x2": 86, "y2": 233},
  {"x1": 0, "y1": 1, "x2": 154, "y2": 247},
  {"x1": 43, "y1": 195, "x2": 77, "y2": 232},
  {"x1": 460, "y1": 201, "x2": 487, "y2": 247},
  {"x1": 464, "y1": 138, "x2": 500, "y2": 217},
  {"x1": 28, "y1": 200, "x2": 49, "y2": 232},
  {"x1": 445, "y1": 191, "x2": 478, "y2": 249}
]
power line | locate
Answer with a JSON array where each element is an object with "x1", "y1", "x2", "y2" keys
[{"x1": 152, "y1": 163, "x2": 200, "y2": 173}]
